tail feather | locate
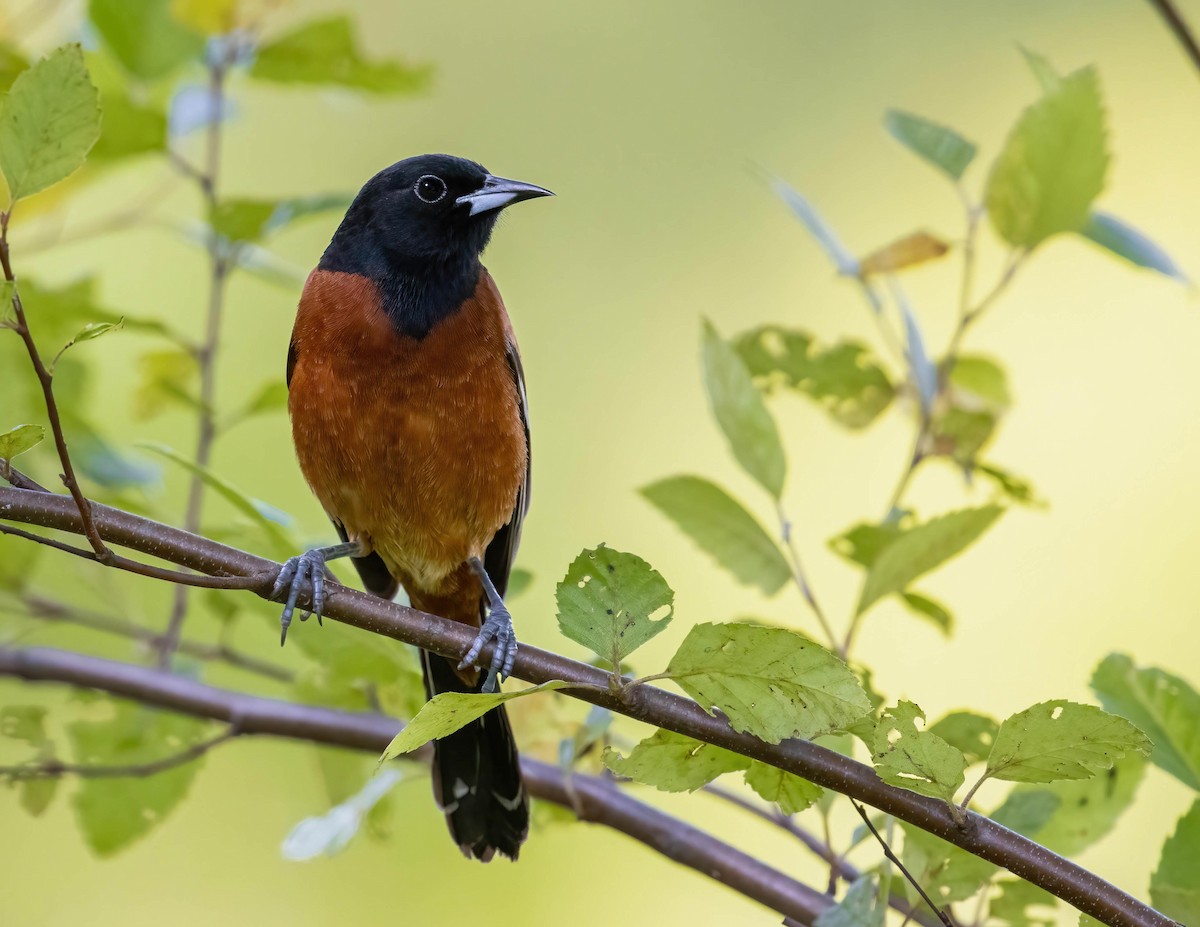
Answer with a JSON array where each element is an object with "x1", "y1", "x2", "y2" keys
[{"x1": 421, "y1": 649, "x2": 529, "y2": 861}]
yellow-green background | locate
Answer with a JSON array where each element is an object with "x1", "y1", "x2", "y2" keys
[{"x1": 2, "y1": 1, "x2": 1198, "y2": 924}]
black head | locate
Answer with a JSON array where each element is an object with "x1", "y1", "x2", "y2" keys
[{"x1": 319, "y1": 154, "x2": 553, "y2": 337}]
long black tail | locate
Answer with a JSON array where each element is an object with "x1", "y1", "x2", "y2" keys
[{"x1": 421, "y1": 649, "x2": 529, "y2": 861}]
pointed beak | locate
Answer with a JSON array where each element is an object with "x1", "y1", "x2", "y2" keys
[{"x1": 456, "y1": 174, "x2": 554, "y2": 216}]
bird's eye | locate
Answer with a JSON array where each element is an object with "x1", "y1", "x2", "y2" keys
[{"x1": 414, "y1": 175, "x2": 447, "y2": 204}]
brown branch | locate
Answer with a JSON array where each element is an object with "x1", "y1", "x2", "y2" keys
[
  {"x1": 15, "y1": 592, "x2": 293, "y2": 683},
  {"x1": 0, "y1": 645, "x2": 832, "y2": 926},
  {"x1": 0, "y1": 728, "x2": 237, "y2": 780},
  {"x1": 1146, "y1": 0, "x2": 1200, "y2": 77},
  {"x1": 0, "y1": 215, "x2": 108, "y2": 559},
  {"x1": 0, "y1": 485, "x2": 1178, "y2": 927}
]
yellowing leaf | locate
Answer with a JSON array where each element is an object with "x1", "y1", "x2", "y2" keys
[{"x1": 859, "y1": 230, "x2": 950, "y2": 276}]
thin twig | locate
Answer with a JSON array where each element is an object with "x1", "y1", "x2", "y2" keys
[
  {"x1": 0, "y1": 486, "x2": 1178, "y2": 927},
  {"x1": 777, "y1": 503, "x2": 841, "y2": 656},
  {"x1": 0, "y1": 728, "x2": 238, "y2": 781},
  {"x1": 1146, "y1": 0, "x2": 1200, "y2": 77},
  {"x1": 851, "y1": 800, "x2": 954, "y2": 927},
  {"x1": 160, "y1": 50, "x2": 233, "y2": 668},
  {"x1": 0, "y1": 213, "x2": 109, "y2": 559}
]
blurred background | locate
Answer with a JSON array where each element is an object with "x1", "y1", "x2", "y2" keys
[{"x1": 1, "y1": 1, "x2": 1198, "y2": 924}]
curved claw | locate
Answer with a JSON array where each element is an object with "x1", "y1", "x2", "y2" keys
[
  {"x1": 275, "y1": 549, "x2": 330, "y2": 646},
  {"x1": 459, "y1": 604, "x2": 518, "y2": 694}
]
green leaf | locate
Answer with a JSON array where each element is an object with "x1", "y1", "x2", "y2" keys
[
  {"x1": 1020, "y1": 46, "x2": 1062, "y2": 93},
  {"x1": 555, "y1": 545, "x2": 674, "y2": 668},
  {"x1": 702, "y1": 319, "x2": 786, "y2": 498},
  {"x1": 0, "y1": 43, "x2": 29, "y2": 93},
  {"x1": 251, "y1": 16, "x2": 431, "y2": 94},
  {"x1": 744, "y1": 760, "x2": 822, "y2": 814},
  {"x1": 135, "y1": 349, "x2": 200, "y2": 420},
  {"x1": 640, "y1": 476, "x2": 790, "y2": 596},
  {"x1": 899, "y1": 591, "x2": 954, "y2": 636},
  {"x1": 88, "y1": 0, "x2": 203, "y2": 80},
  {"x1": 928, "y1": 710, "x2": 998, "y2": 765},
  {"x1": 506, "y1": 568, "x2": 533, "y2": 599},
  {"x1": 989, "y1": 790, "x2": 1061, "y2": 837},
  {"x1": 602, "y1": 729, "x2": 748, "y2": 792},
  {"x1": 856, "y1": 506, "x2": 1003, "y2": 616},
  {"x1": 1007, "y1": 754, "x2": 1146, "y2": 856},
  {"x1": 734, "y1": 325, "x2": 894, "y2": 429},
  {"x1": 0, "y1": 424, "x2": 45, "y2": 463},
  {"x1": 234, "y1": 380, "x2": 289, "y2": 422},
  {"x1": 871, "y1": 701, "x2": 966, "y2": 802},
  {"x1": 984, "y1": 700, "x2": 1151, "y2": 784},
  {"x1": 69, "y1": 702, "x2": 209, "y2": 855},
  {"x1": 380, "y1": 681, "x2": 570, "y2": 761},
  {"x1": 989, "y1": 879, "x2": 1058, "y2": 927},
  {"x1": 951, "y1": 355, "x2": 1011, "y2": 410},
  {"x1": 884, "y1": 110, "x2": 977, "y2": 180},
  {"x1": 0, "y1": 532, "x2": 42, "y2": 592},
  {"x1": 1081, "y1": 211, "x2": 1188, "y2": 282},
  {"x1": 0, "y1": 45, "x2": 102, "y2": 202},
  {"x1": 815, "y1": 875, "x2": 885, "y2": 927},
  {"x1": 829, "y1": 520, "x2": 904, "y2": 568},
  {"x1": 976, "y1": 463, "x2": 1044, "y2": 508},
  {"x1": 986, "y1": 66, "x2": 1108, "y2": 247},
  {"x1": 210, "y1": 194, "x2": 356, "y2": 244},
  {"x1": 52, "y1": 319, "x2": 123, "y2": 369},
  {"x1": 1151, "y1": 798, "x2": 1200, "y2": 925},
  {"x1": 665, "y1": 622, "x2": 872, "y2": 743},
  {"x1": 19, "y1": 777, "x2": 59, "y2": 817},
  {"x1": 1091, "y1": 653, "x2": 1200, "y2": 791},
  {"x1": 771, "y1": 179, "x2": 860, "y2": 275},
  {"x1": 1, "y1": 705, "x2": 48, "y2": 745},
  {"x1": 138, "y1": 442, "x2": 295, "y2": 557},
  {"x1": 902, "y1": 824, "x2": 996, "y2": 903},
  {"x1": 89, "y1": 85, "x2": 166, "y2": 164}
]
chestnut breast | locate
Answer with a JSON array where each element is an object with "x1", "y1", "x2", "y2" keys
[{"x1": 287, "y1": 269, "x2": 527, "y2": 590}]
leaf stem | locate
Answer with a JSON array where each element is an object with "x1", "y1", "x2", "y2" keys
[
  {"x1": 777, "y1": 503, "x2": 842, "y2": 657},
  {"x1": 957, "y1": 772, "x2": 990, "y2": 813},
  {"x1": 0, "y1": 727, "x2": 238, "y2": 781}
]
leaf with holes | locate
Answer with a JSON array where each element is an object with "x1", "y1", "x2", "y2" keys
[
  {"x1": 602, "y1": 729, "x2": 748, "y2": 792},
  {"x1": 871, "y1": 701, "x2": 966, "y2": 802},
  {"x1": 665, "y1": 622, "x2": 871, "y2": 743},
  {"x1": 380, "y1": 681, "x2": 570, "y2": 761},
  {"x1": 744, "y1": 760, "x2": 822, "y2": 814},
  {"x1": 640, "y1": 476, "x2": 789, "y2": 596},
  {"x1": 1092, "y1": 653, "x2": 1200, "y2": 791},
  {"x1": 556, "y1": 545, "x2": 674, "y2": 668},
  {"x1": 884, "y1": 110, "x2": 977, "y2": 180},
  {"x1": 0, "y1": 44, "x2": 101, "y2": 201},
  {"x1": 983, "y1": 700, "x2": 1151, "y2": 785}
]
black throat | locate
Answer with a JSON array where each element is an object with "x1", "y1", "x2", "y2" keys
[{"x1": 319, "y1": 242, "x2": 481, "y2": 340}]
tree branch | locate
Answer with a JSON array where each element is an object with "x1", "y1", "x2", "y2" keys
[
  {"x1": 0, "y1": 485, "x2": 1177, "y2": 927},
  {"x1": 0, "y1": 728, "x2": 238, "y2": 780},
  {"x1": 1146, "y1": 0, "x2": 1200, "y2": 77},
  {"x1": 0, "y1": 645, "x2": 832, "y2": 926}
]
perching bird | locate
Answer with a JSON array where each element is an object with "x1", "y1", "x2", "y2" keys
[{"x1": 275, "y1": 154, "x2": 552, "y2": 861}]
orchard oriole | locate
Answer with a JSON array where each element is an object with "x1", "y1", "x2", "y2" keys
[{"x1": 276, "y1": 154, "x2": 552, "y2": 861}]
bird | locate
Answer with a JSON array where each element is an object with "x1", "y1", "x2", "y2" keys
[{"x1": 275, "y1": 153, "x2": 552, "y2": 861}]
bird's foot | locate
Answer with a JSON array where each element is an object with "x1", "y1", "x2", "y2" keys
[
  {"x1": 272, "y1": 549, "x2": 329, "y2": 646},
  {"x1": 459, "y1": 603, "x2": 517, "y2": 694}
]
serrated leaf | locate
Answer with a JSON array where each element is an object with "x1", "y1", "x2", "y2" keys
[
  {"x1": 902, "y1": 824, "x2": 996, "y2": 903},
  {"x1": 986, "y1": 67, "x2": 1108, "y2": 247},
  {"x1": 0, "y1": 45, "x2": 102, "y2": 202},
  {"x1": 871, "y1": 701, "x2": 966, "y2": 802},
  {"x1": 734, "y1": 325, "x2": 894, "y2": 429},
  {"x1": 19, "y1": 777, "x2": 59, "y2": 817},
  {"x1": 640, "y1": 476, "x2": 789, "y2": 596},
  {"x1": 380, "y1": 681, "x2": 569, "y2": 761},
  {"x1": 899, "y1": 592, "x2": 954, "y2": 636},
  {"x1": 89, "y1": 0, "x2": 203, "y2": 79},
  {"x1": 1006, "y1": 754, "x2": 1145, "y2": 856},
  {"x1": 251, "y1": 16, "x2": 431, "y2": 94},
  {"x1": 984, "y1": 700, "x2": 1151, "y2": 784},
  {"x1": 884, "y1": 110, "x2": 977, "y2": 180},
  {"x1": 857, "y1": 506, "x2": 1003, "y2": 616},
  {"x1": 602, "y1": 729, "x2": 748, "y2": 792},
  {"x1": 1091, "y1": 653, "x2": 1200, "y2": 791},
  {"x1": 69, "y1": 702, "x2": 209, "y2": 855},
  {"x1": 0, "y1": 705, "x2": 48, "y2": 745},
  {"x1": 744, "y1": 760, "x2": 822, "y2": 813},
  {"x1": 665, "y1": 622, "x2": 871, "y2": 743},
  {"x1": 0, "y1": 424, "x2": 44, "y2": 463},
  {"x1": 929, "y1": 710, "x2": 998, "y2": 765},
  {"x1": 859, "y1": 230, "x2": 949, "y2": 276},
  {"x1": 555, "y1": 545, "x2": 674, "y2": 668},
  {"x1": 771, "y1": 179, "x2": 860, "y2": 274},
  {"x1": 1151, "y1": 798, "x2": 1200, "y2": 925},
  {"x1": 702, "y1": 319, "x2": 786, "y2": 498},
  {"x1": 815, "y1": 875, "x2": 885, "y2": 927},
  {"x1": 1081, "y1": 211, "x2": 1188, "y2": 282}
]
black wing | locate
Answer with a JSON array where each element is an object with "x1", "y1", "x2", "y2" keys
[
  {"x1": 482, "y1": 339, "x2": 530, "y2": 599},
  {"x1": 288, "y1": 337, "x2": 398, "y2": 600}
]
